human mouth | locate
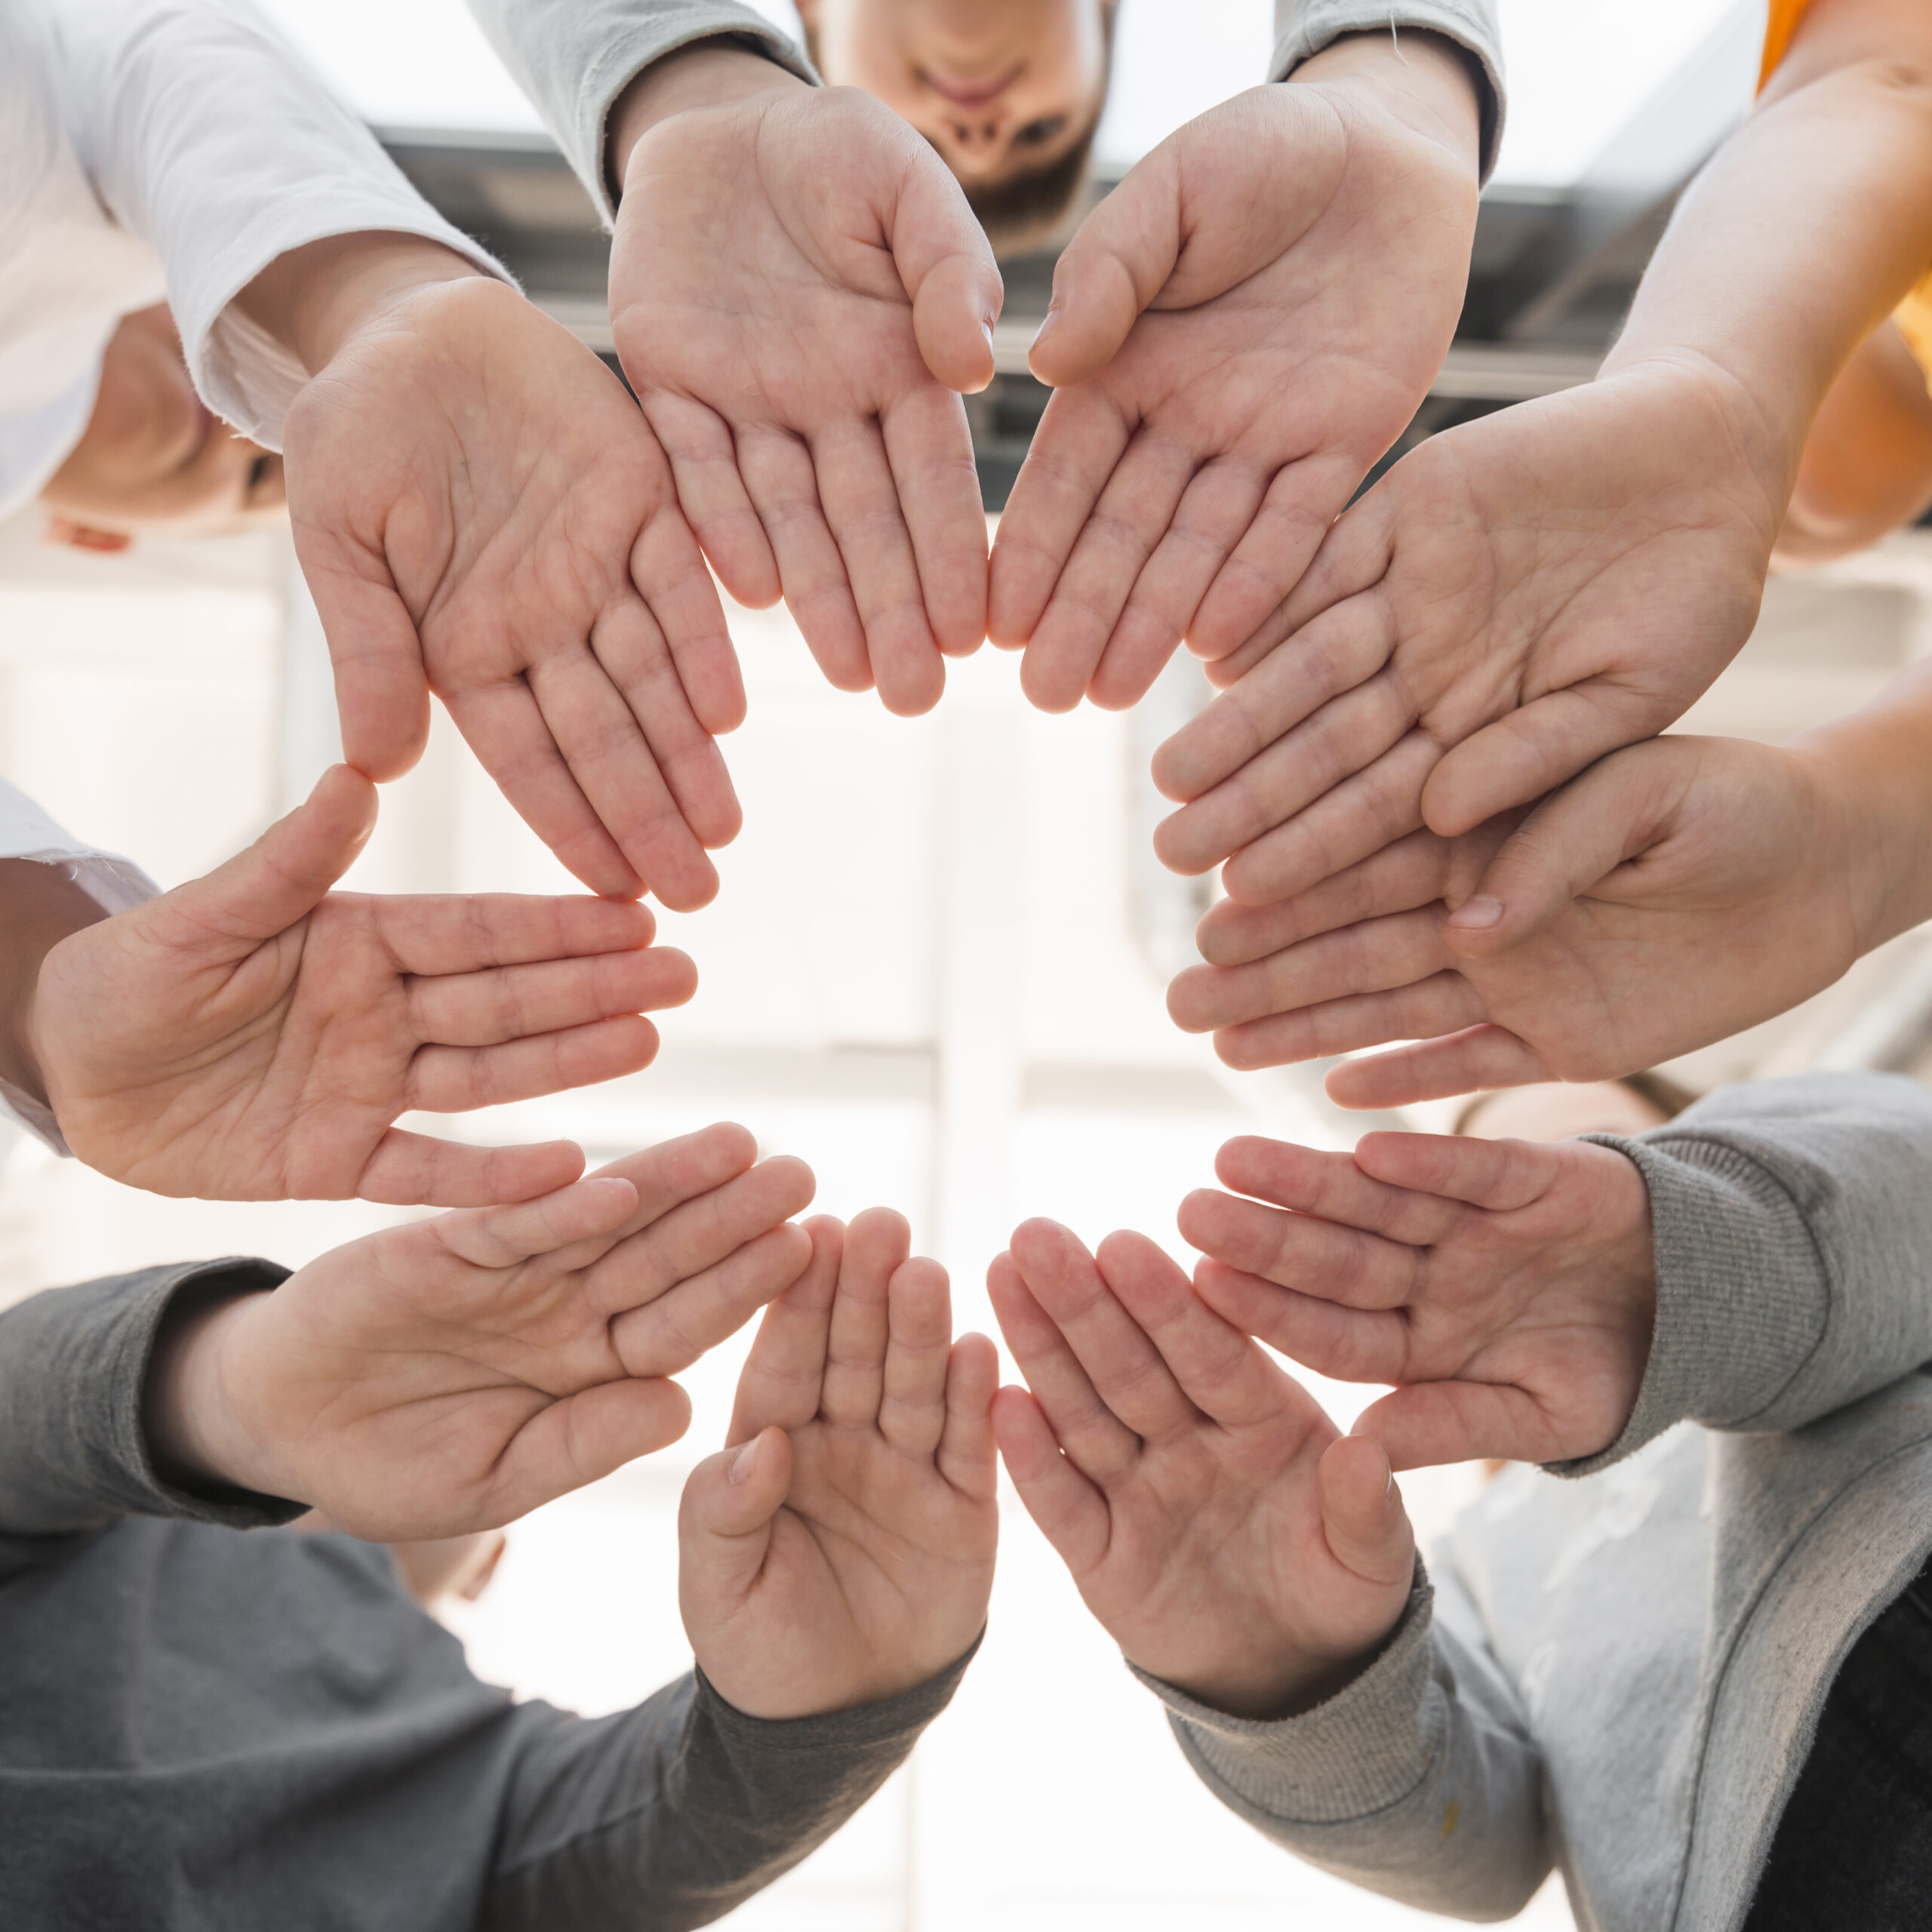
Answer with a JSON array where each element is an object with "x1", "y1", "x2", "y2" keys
[{"x1": 919, "y1": 63, "x2": 1023, "y2": 108}]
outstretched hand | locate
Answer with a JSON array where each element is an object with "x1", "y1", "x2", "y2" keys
[
  {"x1": 612, "y1": 48, "x2": 1002, "y2": 717},
  {"x1": 1181, "y1": 1131, "x2": 1656, "y2": 1470},
  {"x1": 265, "y1": 240, "x2": 745, "y2": 906},
  {"x1": 681, "y1": 1210, "x2": 998, "y2": 1718},
  {"x1": 989, "y1": 34, "x2": 1480, "y2": 713},
  {"x1": 991, "y1": 1220, "x2": 1414, "y2": 1719},
  {"x1": 144, "y1": 1126, "x2": 817, "y2": 1540},
  {"x1": 26, "y1": 765, "x2": 697, "y2": 1204}
]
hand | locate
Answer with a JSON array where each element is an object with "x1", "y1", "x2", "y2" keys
[
  {"x1": 611, "y1": 47, "x2": 1003, "y2": 716},
  {"x1": 989, "y1": 1219, "x2": 1414, "y2": 1719},
  {"x1": 1164, "y1": 732, "x2": 1880, "y2": 1104},
  {"x1": 681, "y1": 1209, "x2": 998, "y2": 1718},
  {"x1": 1150, "y1": 361, "x2": 1784, "y2": 903},
  {"x1": 258, "y1": 236, "x2": 743, "y2": 906},
  {"x1": 988, "y1": 33, "x2": 1480, "y2": 712},
  {"x1": 143, "y1": 1126, "x2": 817, "y2": 1540},
  {"x1": 1180, "y1": 1131, "x2": 1656, "y2": 1469},
  {"x1": 25, "y1": 765, "x2": 697, "y2": 1204}
]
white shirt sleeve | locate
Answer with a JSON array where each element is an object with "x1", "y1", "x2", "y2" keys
[
  {"x1": 0, "y1": 778, "x2": 159, "y2": 1156},
  {"x1": 33, "y1": 0, "x2": 515, "y2": 451},
  {"x1": 463, "y1": 0, "x2": 817, "y2": 224}
]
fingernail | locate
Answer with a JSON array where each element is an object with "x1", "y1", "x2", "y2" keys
[
  {"x1": 981, "y1": 317, "x2": 996, "y2": 355},
  {"x1": 1030, "y1": 306, "x2": 1060, "y2": 352},
  {"x1": 1447, "y1": 896, "x2": 1503, "y2": 931},
  {"x1": 728, "y1": 1439, "x2": 759, "y2": 1486}
]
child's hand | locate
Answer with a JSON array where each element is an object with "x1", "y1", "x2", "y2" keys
[
  {"x1": 989, "y1": 34, "x2": 1479, "y2": 712},
  {"x1": 611, "y1": 51, "x2": 1002, "y2": 717},
  {"x1": 990, "y1": 1220, "x2": 1414, "y2": 1720},
  {"x1": 1151, "y1": 365, "x2": 1780, "y2": 906},
  {"x1": 26, "y1": 766, "x2": 696, "y2": 1205},
  {"x1": 1182, "y1": 1131, "x2": 1656, "y2": 1470},
  {"x1": 144, "y1": 1126, "x2": 816, "y2": 1540},
  {"x1": 259, "y1": 242, "x2": 745, "y2": 907},
  {"x1": 680, "y1": 1210, "x2": 998, "y2": 1718},
  {"x1": 1167, "y1": 733, "x2": 1866, "y2": 1105}
]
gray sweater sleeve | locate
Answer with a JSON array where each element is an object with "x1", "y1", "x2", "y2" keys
[
  {"x1": 463, "y1": 0, "x2": 817, "y2": 223},
  {"x1": 1272, "y1": 0, "x2": 1505, "y2": 180},
  {"x1": 0, "y1": 1263, "x2": 303, "y2": 1546},
  {"x1": 483, "y1": 1641, "x2": 980, "y2": 1930},
  {"x1": 1561, "y1": 1069, "x2": 1932, "y2": 1477},
  {"x1": 1137, "y1": 1566, "x2": 1550, "y2": 1920}
]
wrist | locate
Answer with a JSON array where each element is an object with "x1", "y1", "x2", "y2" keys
[
  {"x1": 0, "y1": 862, "x2": 109, "y2": 1106},
  {"x1": 609, "y1": 39, "x2": 808, "y2": 195},
  {"x1": 143, "y1": 1286, "x2": 281, "y2": 1499},
  {"x1": 1291, "y1": 29, "x2": 1483, "y2": 177},
  {"x1": 236, "y1": 232, "x2": 482, "y2": 378}
]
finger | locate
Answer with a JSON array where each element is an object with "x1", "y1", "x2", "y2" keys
[
  {"x1": 589, "y1": 1122, "x2": 764, "y2": 1229},
  {"x1": 822, "y1": 1206, "x2": 912, "y2": 1429},
  {"x1": 358, "y1": 1132, "x2": 588, "y2": 1209},
  {"x1": 1177, "y1": 1190, "x2": 1424, "y2": 1314},
  {"x1": 1440, "y1": 748, "x2": 1690, "y2": 958},
  {"x1": 986, "y1": 1249, "x2": 1139, "y2": 1481},
  {"x1": 1192, "y1": 1260, "x2": 1411, "y2": 1384},
  {"x1": 677, "y1": 1424, "x2": 795, "y2": 1602},
  {"x1": 986, "y1": 386, "x2": 1131, "y2": 657},
  {"x1": 991, "y1": 1383, "x2": 1112, "y2": 1574},
  {"x1": 625, "y1": 483, "x2": 749, "y2": 734},
  {"x1": 736, "y1": 423, "x2": 872, "y2": 694},
  {"x1": 813, "y1": 416, "x2": 946, "y2": 716},
  {"x1": 438, "y1": 679, "x2": 641, "y2": 898},
  {"x1": 1352, "y1": 1381, "x2": 1574, "y2": 1472},
  {"x1": 294, "y1": 536, "x2": 429, "y2": 783},
  {"x1": 1149, "y1": 594, "x2": 1397, "y2": 807},
  {"x1": 521, "y1": 649, "x2": 720, "y2": 914},
  {"x1": 1190, "y1": 829, "x2": 1456, "y2": 970},
  {"x1": 434, "y1": 1171, "x2": 641, "y2": 1269},
  {"x1": 633, "y1": 389, "x2": 783, "y2": 632},
  {"x1": 1008, "y1": 1218, "x2": 1195, "y2": 1441},
  {"x1": 369, "y1": 892, "x2": 658, "y2": 977},
  {"x1": 1316, "y1": 1435, "x2": 1415, "y2": 1588},
  {"x1": 1020, "y1": 429, "x2": 1199, "y2": 714},
  {"x1": 1096, "y1": 1229, "x2": 1292, "y2": 1431},
  {"x1": 879, "y1": 383, "x2": 989, "y2": 656},
  {"x1": 889, "y1": 145, "x2": 1003, "y2": 394},
  {"x1": 881, "y1": 1257, "x2": 954, "y2": 1458},
  {"x1": 483, "y1": 1376, "x2": 694, "y2": 1526},
  {"x1": 150, "y1": 765, "x2": 375, "y2": 957},
  {"x1": 1167, "y1": 906, "x2": 1453, "y2": 1035},
  {"x1": 610, "y1": 1220, "x2": 817, "y2": 1377},
  {"x1": 727, "y1": 1216, "x2": 841, "y2": 1444},
  {"x1": 1210, "y1": 971, "x2": 1487, "y2": 1074},
  {"x1": 1212, "y1": 1131, "x2": 1475, "y2": 1244},
  {"x1": 938, "y1": 1333, "x2": 1000, "y2": 1503},
  {"x1": 408, "y1": 1015, "x2": 663, "y2": 1113},
  {"x1": 1324, "y1": 1028, "x2": 1557, "y2": 1110},
  {"x1": 409, "y1": 947, "x2": 697, "y2": 1048},
  {"x1": 1352, "y1": 1131, "x2": 1561, "y2": 1214}
]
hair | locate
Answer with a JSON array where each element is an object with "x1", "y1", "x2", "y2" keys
[{"x1": 801, "y1": 7, "x2": 1113, "y2": 259}]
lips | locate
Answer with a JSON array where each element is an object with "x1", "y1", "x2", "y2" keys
[{"x1": 920, "y1": 63, "x2": 1023, "y2": 109}]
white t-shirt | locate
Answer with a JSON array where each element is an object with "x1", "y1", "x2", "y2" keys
[{"x1": 0, "y1": 0, "x2": 507, "y2": 519}]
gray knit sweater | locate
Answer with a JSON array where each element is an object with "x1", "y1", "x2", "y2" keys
[{"x1": 1137, "y1": 1071, "x2": 1932, "y2": 1931}]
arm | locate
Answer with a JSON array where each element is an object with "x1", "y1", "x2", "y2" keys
[{"x1": 989, "y1": 1219, "x2": 1550, "y2": 1918}]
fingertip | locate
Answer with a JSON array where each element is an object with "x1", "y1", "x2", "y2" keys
[
  {"x1": 758, "y1": 1154, "x2": 817, "y2": 1217},
  {"x1": 647, "y1": 856, "x2": 721, "y2": 915}
]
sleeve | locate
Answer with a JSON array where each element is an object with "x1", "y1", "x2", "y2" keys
[
  {"x1": 1271, "y1": 0, "x2": 1505, "y2": 182},
  {"x1": 463, "y1": 0, "x2": 818, "y2": 225},
  {"x1": 1560, "y1": 1069, "x2": 1932, "y2": 1477},
  {"x1": 0, "y1": 776, "x2": 158, "y2": 1152},
  {"x1": 36, "y1": 0, "x2": 513, "y2": 449},
  {"x1": 480, "y1": 1639, "x2": 980, "y2": 1931},
  {"x1": 1135, "y1": 1566, "x2": 1552, "y2": 1920},
  {"x1": 0, "y1": 1261, "x2": 302, "y2": 1549}
]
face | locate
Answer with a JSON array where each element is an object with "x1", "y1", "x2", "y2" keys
[
  {"x1": 38, "y1": 304, "x2": 285, "y2": 552},
  {"x1": 801, "y1": 0, "x2": 1109, "y2": 188},
  {"x1": 1459, "y1": 1081, "x2": 1671, "y2": 1146}
]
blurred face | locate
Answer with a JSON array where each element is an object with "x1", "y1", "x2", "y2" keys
[
  {"x1": 1459, "y1": 1081, "x2": 1670, "y2": 1145},
  {"x1": 38, "y1": 303, "x2": 285, "y2": 552},
  {"x1": 801, "y1": 0, "x2": 1109, "y2": 187}
]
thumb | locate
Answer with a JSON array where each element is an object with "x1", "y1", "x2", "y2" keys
[
  {"x1": 155, "y1": 764, "x2": 377, "y2": 956},
  {"x1": 889, "y1": 143, "x2": 1004, "y2": 394},
  {"x1": 1438, "y1": 744, "x2": 1687, "y2": 958},
  {"x1": 1317, "y1": 1435, "x2": 1415, "y2": 1589},
  {"x1": 678, "y1": 1424, "x2": 795, "y2": 1601}
]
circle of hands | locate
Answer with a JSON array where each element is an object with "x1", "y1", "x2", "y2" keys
[{"x1": 82, "y1": 45, "x2": 1771, "y2": 1721}]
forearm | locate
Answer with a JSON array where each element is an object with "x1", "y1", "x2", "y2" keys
[
  {"x1": 1142, "y1": 1575, "x2": 1550, "y2": 1918},
  {"x1": 1604, "y1": 0, "x2": 1932, "y2": 507},
  {"x1": 0, "y1": 861, "x2": 109, "y2": 1106},
  {"x1": 482, "y1": 1646, "x2": 976, "y2": 1930},
  {"x1": 608, "y1": 40, "x2": 811, "y2": 201},
  {"x1": 463, "y1": 0, "x2": 814, "y2": 222},
  {"x1": 1287, "y1": 29, "x2": 1484, "y2": 182}
]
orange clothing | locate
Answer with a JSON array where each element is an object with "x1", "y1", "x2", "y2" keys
[{"x1": 1761, "y1": 0, "x2": 1810, "y2": 86}]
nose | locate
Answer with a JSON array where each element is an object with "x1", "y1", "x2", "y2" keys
[{"x1": 943, "y1": 107, "x2": 1010, "y2": 168}]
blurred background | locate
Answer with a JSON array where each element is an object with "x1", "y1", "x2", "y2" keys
[{"x1": 8, "y1": 2, "x2": 1932, "y2": 1925}]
